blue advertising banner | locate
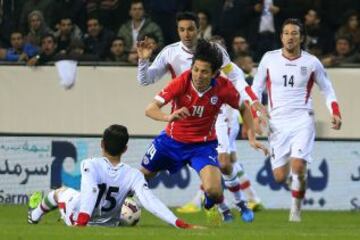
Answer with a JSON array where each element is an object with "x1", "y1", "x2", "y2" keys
[{"x1": 0, "y1": 136, "x2": 359, "y2": 210}]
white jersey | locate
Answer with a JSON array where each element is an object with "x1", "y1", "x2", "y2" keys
[
  {"x1": 137, "y1": 41, "x2": 253, "y2": 101},
  {"x1": 252, "y1": 49, "x2": 338, "y2": 119},
  {"x1": 78, "y1": 157, "x2": 177, "y2": 226}
]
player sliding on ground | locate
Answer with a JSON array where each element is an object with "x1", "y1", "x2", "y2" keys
[
  {"x1": 140, "y1": 39, "x2": 268, "y2": 224},
  {"x1": 28, "y1": 124, "x2": 199, "y2": 229}
]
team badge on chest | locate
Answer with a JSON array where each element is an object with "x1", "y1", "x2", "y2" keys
[
  {"x1": 300, "y1": 66, "x2": 307, "y2": 76},
  {"x1": 210, "y1": 96, "x2": 218, "y2": 105}
]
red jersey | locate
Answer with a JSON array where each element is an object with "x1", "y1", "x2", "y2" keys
[{"x1": 155, "y1": 70, "x2": 242, "y2": 143}]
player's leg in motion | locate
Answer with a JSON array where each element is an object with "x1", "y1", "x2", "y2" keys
[
  {"x1": 289, "y1": 158, "x2": 307, "y2": 222},
  {"x1": 228, "y1": 111, "x2": 263, "y2": 211},
  {"x1": 216, "y1": 108, "x2": 254, "y2": 222},
  {"x1": 232, "y1": 161, "x2": 263, "y2": 210},
  {"x1": 199, "y1": 165, "x2": 224, "y2": 225},
  {"x1": 28, "y1": 187, "x2": 64, "y2": 224}
]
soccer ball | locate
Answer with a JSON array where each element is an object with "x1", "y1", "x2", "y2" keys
[{"x1": 120, "y1": 197, "x2": 141, "y2": 226}]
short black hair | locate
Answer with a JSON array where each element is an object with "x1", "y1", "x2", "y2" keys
[
  {"x1": 102, "y1": 124, "x2": 129, "y2": 156},
  {"x1": 41, "y1": 33, "x2": 57, "y2": 44},
  {"x1": 176, "y1": 12, "x2": 199, "y2": 28},
  {"x1": 192, "y1": 39, "x2": 223, "y2": 72}
]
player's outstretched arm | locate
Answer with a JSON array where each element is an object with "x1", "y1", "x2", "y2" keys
[
  {"x1": 240, "y1": 103, "x2": 269, "y2": 156},
  {"x1": 133, "y1": 176, "x2": 201, "y2": 229}
]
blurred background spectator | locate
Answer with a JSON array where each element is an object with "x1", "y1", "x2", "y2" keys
[
  {"x1": 117, "y1": 0, "x2": 164, "y2": 53},
  {"x1": 197, "y1": 10, "x2": 212, "y2": 40},
  {"x1": 321, "y1": 35, "x2": 360, "y2": 67},
  {"x1": 27, "y1": 33, "x2": 59, "y2": 65},
  {"x1": 85, "y1": 0, "x2": 131, "y2": 33},
  {"x1": 303, "y1": 8, "x2": 333, "y2": 58},
  {"x1": 106, "y1": 37, "x2": 128, "y2": 62},
  {"x1": 83, "y1": 17, "x2": 115, "y2": 60},
  {"x1": 336, "y1": 10, "x2": 360, "y2": 50},
  {"x1": 4, "y1": 31, "x2": 38, "y2": 62},
  {"x1": 25, "y1": 10, "x2": 53, "y2": 47},
  {"x1": 0, "y1": 1, "x2": 360, "y2": 66},
  {"x1": 54, "y1": 17, "x2": 83, "y2": 54}
]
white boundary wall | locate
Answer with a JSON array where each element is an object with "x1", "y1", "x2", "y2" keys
[{"x1": 0, "y1": 66, "x2": 359, "y2": 138}]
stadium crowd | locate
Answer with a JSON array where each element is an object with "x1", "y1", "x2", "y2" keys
[{"x1": 0, "y1": 0, "x2": 360, "y2": 67}]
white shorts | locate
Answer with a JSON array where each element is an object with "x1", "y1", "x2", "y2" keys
[
  {"x1": 268, "y1": 109, "x2": 315, "y2": 170},
  {"x1": 216, "y1": 105, "x2": 239, "y2": 154},
  {"x1": 57, "y1": 188, "x2": 81, "y2": 226}
]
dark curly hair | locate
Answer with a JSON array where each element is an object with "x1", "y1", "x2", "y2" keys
[{"x1": 192, "y1": 39, "x2": 223, "y2": 72}]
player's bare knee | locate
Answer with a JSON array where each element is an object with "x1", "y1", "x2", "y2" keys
[
  {"x1": 203, "y1": 185, "x2": 222, "y2": 199},
  {"x1": 273, "y1": 171, "x2": 287, "y2": 183}
]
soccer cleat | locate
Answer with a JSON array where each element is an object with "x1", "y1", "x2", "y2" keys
[
  {"x1": 29, "y1": 192, "x2": 43, "y2": 209},
  {"x1": 220, "y1": 209, "x2": 234, "y2": 223},
  {"x1": 247, "y1": 200, "x2": 265, "y2": 212},
  {"x1": 27, "y1": 192, "x2": 43, "y2": 224},
  {"x1": 204, "y1": 206, "x2": 221, "y2": 226},
  {"x1": 235, "y1": 201, "x2": 254, "y2": 223},
  {"x1": 289, "y1": 209, "x2": 301, "y2": 222},
  {"x1": 27, "y1": 209, "x2": 39, "y2": 224},
  {"x1": 176, "y1": 202, "x2": 201, "y2": 213}
]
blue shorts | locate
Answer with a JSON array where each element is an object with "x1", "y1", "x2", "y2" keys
[{"x1": 141, "y1": 131, "x2": 220, "y2": 174}]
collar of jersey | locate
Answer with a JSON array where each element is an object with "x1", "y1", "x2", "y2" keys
[
  {"x1": 190, "y1": 77, "x2": 216, "y2": 97},
  {"x1": 103, "y1": 157, "x2": 124, "y2": 169},
  {"x1": 180, "y1": 41, "x2": 194, "y2": 54}
]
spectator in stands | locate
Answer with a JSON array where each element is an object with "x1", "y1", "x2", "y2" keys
[
  {"x1": 281, "y1": 0, "x2": 318, "y2": 20},
  {"x1": 214, "y1": 0, "x2": 248, "y2": 48},
  {"x1": 321, "y1": 35, "x2": 360, "y2": 67},
  {"x1": 19, "y1": 0, "x2": 56, "y2": 34},
  {"x1": 85, "y1": 0, "x2": 130, "y2": 33},
  {"x1": 83, "y1": 17, "x2": 115, "y2": 60},
  {"x1": 143, "y1": 0, "x2": 191, "y2": 45},
  {"x1": 117, "y1": 0, "x2": 164, "y2": 53},
  {"x1": 4, "y1": 31, "x2": 38, "y2": 62},
  {"x1": 106, "y1": 37, "x2": 128, "y2": 62},
  {"x1": 247, "y1": 0, "x2": 286, "y2": 62},
  {"x1": 25, "y1": 10, "x2": 53, "y2": 47},
  {"x1": 0, "y1": 0, "x2": 24, "y2": 48},
  {"x1": 63, "y1": 39, "x2": 100, "y2": 61},
  {"x1": 321, "y1": 0, "x2": 360, "y2": 31},
  {"x1": 54, "y1": 17, "x2": 83, "y2": 54},
  {"x1": 197, "y1": 11, "x2": 212, "y2": 40},
  {"x1": 192, "y1": 0, "x2": 223, "y2": 30},
  {"x1": 27, "y1": 34, "x2": 59, "y2": 65},
  {"x1": 52, "y1": 0, "x2": 87, "y2": 32},
  {"x1": 336, "y1": 10, "x2": 360, "y2": 50},
  {"x1": 303, "y1": 8, "x2": 333, "y2": 57},
  {"x1": 230, "y1": 35, "x2": 252, "y2": 60}
]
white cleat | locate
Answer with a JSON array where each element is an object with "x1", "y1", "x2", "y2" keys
[{"x1": 289, "y1": 210, "x2": 301, "y2": 222}]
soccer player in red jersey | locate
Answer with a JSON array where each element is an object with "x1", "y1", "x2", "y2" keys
[{"x1": 141, "y1": 40, "x2": 268, "y2": 222}]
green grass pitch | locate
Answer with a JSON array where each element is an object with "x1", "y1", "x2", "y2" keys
[{"x1": 0, "y1": 205, "x2": 359, "y2": 240}]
